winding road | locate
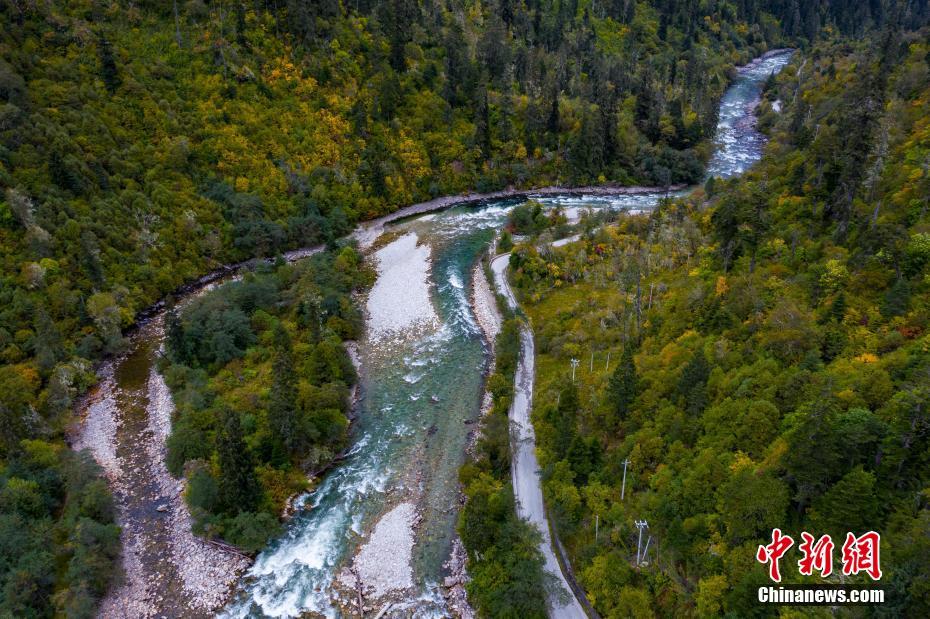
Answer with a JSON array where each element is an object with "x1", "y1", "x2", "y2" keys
[{"x1": 490, "y1": 253, "x2": 588, "y2": 619}]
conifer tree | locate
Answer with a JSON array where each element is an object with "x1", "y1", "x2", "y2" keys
[
  {"x1": 547, "y1": 87, "x2": 560, "y2": 136},
  {"x1": 810, "y1": 466, "x2": 881, "y2": 538},
  {"x1": 608, "y1": 346, "x2": 637, "y2": 427},
  {"x1": 299, "y1": 298, "x2": 322, "y2": 344},
  {"x1": 548, "y1": 382, "x2": 579, "y2": 458},
  {"x1": 828, "y1": 291, "x2": 847, "y2": 322},
  {"x1": 97, "y1": 35, "x2": 120, "y2": 93},
  {"x1": 269, "y1": 324, "x2": 300, "y2": 454},
  {"x1": 677, "y1": 349, "x2": 709, "y2": 415},
  {"x1": 442, "y1": 21, "x2": 469, "y2": 106},
  {"x1": 34, "y1": 309, "x2": 64, "y2": 374},
  {"x1": 216, "y1": 411, "x2": 261, "y2": 514},
  {"x1": 476, "y1": 87, "x2": 492, "y2": 160},
  {"x1": 165, "y1": 310, "x2": 187, "y2": 364}
]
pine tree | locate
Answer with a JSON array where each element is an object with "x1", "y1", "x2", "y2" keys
[
  {"x1": 635, "y1": 72, "x2": 660, "y2": 143},
  {"x1": 523, "y1": 98, "x2": 545, "y2": 155},
  {"x1": 480, "y1": 15, "x2": 509, "y2": 83},
  {"x1": 608, "y1": 346, "x2": 637, "y2": 427},
  {"x1": 568, "y1": 109, "x2": 605, "y2": 182},
  {"x1": 547, "y1": 382, "x2": 579, "y2": 459},
  {"x1": 476, "y1": 87, "x2": 492, "y2": 160},
  {"x1": 97, "y1": 35, "x2": 121, "y2": 93},
  {"x1": 376, "y1": 72, "x2": 402, "y2": 120},
  {"x1": 677, "y1": 349, "x2": 709, "y2": 415},
  {"x1": 34, "y1": 309, "x2": 64, "y2": 374},
  {"x1": 80, "y1": 230, "x2": 105, "y2": 286},
  {"x1": 384, "y1": 0, "x2": 417, "y2": 73},
  {"x1": 547, "y1": 87, "x2": 560, "y2": 136},
  {"x1": 763, "y1": 70, "x2": 777, "y2": 94},
  {"x1": 498, "y1": 229, "x2": 514, "y2": 253},
  {"x1": 269, "y1": 324, "x2": 300, "y2": 455},
  {"x1": 216, "y1": 411, "x2": 261, "y2": 514},
  {"x1": 361, "y1": 135, "x2": 389, "y2": 195},
  {"x1": 882, "y1": 277, "x2": 910, "y2": 317},
  {"x1": 623, "y1": 0, "x2": 636, "y2": 24},
  {"x1": 499, "y1": 0, "x2": 515, "y2": 27},
  {"x1": 828, "y1": 291, "x2": 847, "y2": 322},
  {"x1": 442, "y1": 21, "x2": 468, "y2": 106},
  {"x1": 48, "y1": 151, "x2": 85, "y2": 195},
  {"x1": 598, "y1": 95, "x2": 618, "y2": 164},
  {"x1": 497, "y1": 90, "x2": 514, "y2": 145},
  {"x1": 235, "y1": 2, "x2": 248, "y2": 47},
  {"x1": 810, "y1": 466, "x2": 881, "y2": 538},
  {"x1": 166, "y1": 310, "x2": 187, "y2": 364},
  {"x1": 349, "y1": 97, "x2": 369, "y2": 138},
  {"x1": 299, "y1": 298, "x2": 322, "y2": 343}
]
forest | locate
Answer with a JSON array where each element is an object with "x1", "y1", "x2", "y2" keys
[
  {"x1": 2, "y1": 0, "x2": 929, "y2": 616},
  {"x1": 510, "y1": 26, "x2": 930, "y2": 618},
  {"x1": 162, "y1": 247, "x2": 370, "y2": 551}
]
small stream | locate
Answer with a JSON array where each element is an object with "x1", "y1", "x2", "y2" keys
[{"x1": 75, "y1": 50, "x2": 792, "y2": 619}]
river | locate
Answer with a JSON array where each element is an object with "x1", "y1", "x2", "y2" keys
[
  {"x1": 75, "y1": 50, "x2": 792, "y2": 618},
  {"x1": 223, "y1": 49, "x2": 793, "y2": 617}
]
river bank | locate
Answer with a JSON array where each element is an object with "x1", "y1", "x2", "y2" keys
[
  {"x1": 471, "y1": 260, "x2": 503, "y2": 349},
  {"x1": 70, "y1": 250, "x2": 329, "y2": 617},
  {"x1": 72, "y1": 319, "x2": 250, "y2": 618},
  {"x1": 242, "y1": 48, "x2": 794, "y2": 616}
]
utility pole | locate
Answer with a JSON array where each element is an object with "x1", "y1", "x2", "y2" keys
[
  {"x1": 621, "y1": 458, "x2": 631, "y2": 500},
  {"x1": 605, "y1": 350, "x2": 611, "y2": 372},
  {"x1": 635, "y1": 520, "x2": 649, "y2": 565},
  {"x1": 570, "y1": 358, "x2": 579, "y2": 383},
  {"x1": 595, "y1": 514, "x2": 599, "y2": 543},
  {"x1": 642, "y1": 535, "x2": 652, "y2": 565},
  {"x1": 590, "y1": 351, "x2": 594, "y2": 372}
]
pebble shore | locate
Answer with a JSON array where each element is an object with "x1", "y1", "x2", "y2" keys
[
  {"x1": 471, "y1": 262, "x2": 503, "y2": 348},
  {"x1": 365, "y1": 232, "x2": 440, "y2": 347},
  {"x1": 72, "y1": 324, "x2": 249, "y2": 618}
]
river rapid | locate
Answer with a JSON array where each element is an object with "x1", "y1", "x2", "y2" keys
[{"x1": 75, "y1": 50, "x2": 792, "y2": 618}]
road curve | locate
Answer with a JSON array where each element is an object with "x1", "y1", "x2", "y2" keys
[{"x1": 490, "y1": 253, "x2": 588, "y2": 619}]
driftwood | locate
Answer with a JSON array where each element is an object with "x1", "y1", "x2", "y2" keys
[
  {"x1": 350, "y1": 565, "x2": 365, "y2": 616},
  {"x1": 202, "y1": 537, "x2": 252, "y2": 560}
]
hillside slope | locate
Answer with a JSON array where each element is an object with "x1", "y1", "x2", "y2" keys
[{"x1": 515, "y1": 29, "x2": 930, "y2": 617}]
